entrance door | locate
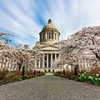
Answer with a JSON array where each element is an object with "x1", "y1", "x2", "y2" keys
[{"x1": 48, "y1": 69, "x2": 51, "y2": 72}]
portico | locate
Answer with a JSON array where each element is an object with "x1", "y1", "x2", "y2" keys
[{"x1": 35, "y1": 53, "x2": 59, "y2": 69}]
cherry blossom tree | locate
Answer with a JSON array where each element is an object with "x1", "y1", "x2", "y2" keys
[
  {"x1": 0, "y1": 31, "x2": 43, "y2": 72},
  {"x1": 56, "y1": 26, "x2": 100, "y2": 70}
]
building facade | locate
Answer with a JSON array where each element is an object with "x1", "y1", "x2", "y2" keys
[{"x1": 33, "y1": 19, "x2": 63, "y2": 72}]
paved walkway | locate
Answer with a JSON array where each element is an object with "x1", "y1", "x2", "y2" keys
[{"x1": 0, "y1": 75, "x2": 100, "y2": 100}]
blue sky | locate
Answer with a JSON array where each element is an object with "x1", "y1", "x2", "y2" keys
[{"x1": 0, "y1": 0, "x2": 100, "y2": 47}]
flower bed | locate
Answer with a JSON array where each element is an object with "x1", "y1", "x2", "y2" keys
[
  {"x1": 77, "y1": 72, "x2": 100, "y2": 85},
  {"x1": 76, "y1": 67, "x2": 100, "y2": 85},
  {"x1": 54, "y1": 70, "x2": 75, "y2": 80},
  {"x1": 54, "y1": 67, "x2": 100, "y2": 86},
  {"x1": 0, "y1": 70, "x2": 45, "y2": 85}
]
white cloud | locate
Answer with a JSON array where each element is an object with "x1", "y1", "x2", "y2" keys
[{"x1": 0, "y1": 0, "x2": 100, "y2": 46}]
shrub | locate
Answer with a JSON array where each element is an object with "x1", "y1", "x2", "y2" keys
[
  {"x1": 13, "y1": 70, "x2": 21, "y2": 76},
  {"x1": 77, "y1": 71, "x2": 100, "y2": 85},
  {"x1": 13, "y1": 75, "x2": 22, "y2": 81},
  {"x1": 25, "y1": 70, "x2": 34, "y2": 77},
  {"x1": 88, "y1": 75, "x2": 100, "y2": 85},
  {"x1": 4, "y1": 72, "x2": 14, "y2": 80},
  {"x1": 54, "y1": 71, "x2": 62, "y2": 76},
  {"x1": 77, "y1": 72, "x2": 89, "y2": 82},
  {"x1": 0, "y1": 69, "x2": 8, "y2": 80},
  {"x1": 89, "y1": 67, "x2": 100, "y2": 75},
  {"x1": 54, "y1": 70, "x2": 75, "y2": 79},
  {"x1": 65, "y1": 70, "x2": 75, "y2": 78}
]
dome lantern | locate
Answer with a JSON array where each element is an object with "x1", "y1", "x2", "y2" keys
[{"x1": 48, "y1": 19, "x2": 52, "y2": 24}]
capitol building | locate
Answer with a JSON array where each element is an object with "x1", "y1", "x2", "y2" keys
[{"x1": 33, "y1": 19, "x2": 64, "y2": 72}]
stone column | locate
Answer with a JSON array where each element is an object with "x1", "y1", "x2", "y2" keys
[
  {"x1": 89, "y1": 60, "x2": 91, "y2": 71},
  {"x1": 35, "y1": 60, "x2": 37, "y2": 68},
  {"x1": 53, "y1": 33, "x2": 55, "y2": 40},
  {"x1": 39, "y1": 57, "x2": 40, "y2": 68},
  {"x1": 7, "y1": 60, "x2": 9, "y2": 70},
  {"x1": 84, "y1": 59, "x2": 87, "y2": 70},
  {"x1": 50, "y1": 32, "x2": 52, "y2": 39},
  {"x1": 47, "y1": 54, "x2": 49, "y2": 68},
  {"x1": 8, "y1": 60, "x2": 10, "y2": 70},
  {"x1": 51, "y1": 54, "x2": 53, "y2": 68},
  {"x1": 55, "y1": 34, "x2": 56, "y2": 40},
  {"x1": 56, "y1": 35, "x2": 58, "y2": 41},
  {"x1": 56, "y1": 54, "x2": 58, "y2": 59},
  {"x1": 55, "y1": 54, "x2": 56, "y2": 60},
  {"x1": 45, "y1": 33, "x2": 47, "y2": 40},
  {"x1": 3, "y1": 59, "x2": 5, "y2": 69},
  {"x1": 43, "y1": 54, "x2": 45, "y2": 68},
  {"x1": 12, "y1": 60, "x2": 14, "y2": 71},
  {"x1": 10, "y1": 60, "x2": 12, "y2": 71}
]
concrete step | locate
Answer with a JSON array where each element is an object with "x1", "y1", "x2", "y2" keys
[{"x1": 45, "y1": 73, "x2": 54, "y2": 75}]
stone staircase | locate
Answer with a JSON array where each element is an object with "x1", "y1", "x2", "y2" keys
[{"x1": 45, "y1": 73, "x2": 54, "y2": 75}]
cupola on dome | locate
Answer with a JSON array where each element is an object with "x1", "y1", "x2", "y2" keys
[{"x1": 43, "y1": 19, "x2": 57, "y2": 30}]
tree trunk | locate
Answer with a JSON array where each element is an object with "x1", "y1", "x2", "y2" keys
[
  {"x1": 74, "y1": 65, "x2": 78, "y2": 80},
  {"x1": 22, "y1": 66, "x2": 25, "y2": 80}
]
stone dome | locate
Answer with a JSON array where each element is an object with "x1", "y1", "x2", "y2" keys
[
  {"x1": 43, "y1": 19, "x2": 57, "y2": 30},
  {"x1": 39, "y1": 19, "x2": 60, "y2": 45}
]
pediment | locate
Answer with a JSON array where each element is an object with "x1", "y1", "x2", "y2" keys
[{"x1": 40, "y1": 45, "x2": 59, "y2": 51}]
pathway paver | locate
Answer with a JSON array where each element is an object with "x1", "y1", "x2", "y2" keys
[{"x1": 0, "y1": 75, "x2": 100, "y2": 100}]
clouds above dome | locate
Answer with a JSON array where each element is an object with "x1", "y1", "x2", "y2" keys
[{"x1": 0, "y1": 0, "x2": 100, "y2": 47}]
